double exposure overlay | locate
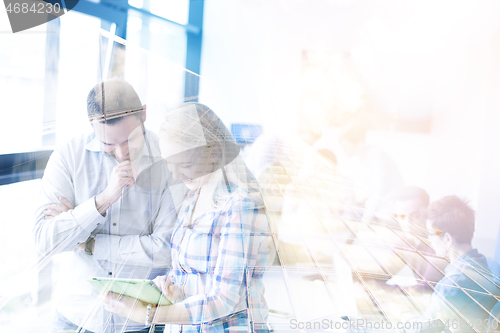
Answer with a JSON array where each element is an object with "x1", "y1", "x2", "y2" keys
[{"x1": 2, "y1": 2, "x2": 500, "y2": 333}]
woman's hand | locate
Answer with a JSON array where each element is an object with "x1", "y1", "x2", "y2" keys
[
  {"x1": 152, "y1": 275, "x2": 181, "y2": 303},
  {"x1": 102, "y1": 292, "x2": 149, "y2": 324}
]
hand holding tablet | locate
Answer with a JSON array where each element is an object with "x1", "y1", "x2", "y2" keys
[{"x1": 88, "y1": 277, "x2": 172, "y2": 306}]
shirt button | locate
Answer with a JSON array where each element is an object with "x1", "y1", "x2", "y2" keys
[
  {"x1": 108, "y1": 272, "x2": 112, "y2": 275},
  {"x1": 113, "y1": 223, "x2": 117, "y2": 226},
  {"x1": 97, "y1": 223, "x2": 100, "y2": 225}
]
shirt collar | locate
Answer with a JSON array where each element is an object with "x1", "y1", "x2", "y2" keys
[
  {"x1": 446, "y1": 248, "x2": 482, "y2": 274},
  {"x1": 461, "y1": 248, "x2": 480, "y2": 259},
  {"x1": 85, "y1": 134, "x2": 101, "y2": 152}
]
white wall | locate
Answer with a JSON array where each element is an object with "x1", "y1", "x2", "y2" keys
[
  {"x1": 199, "y1": 0, "x2": 500, "y2": 257},
  {"x1": 199, "y1": 0, "x2": 379, "y2": 134}
]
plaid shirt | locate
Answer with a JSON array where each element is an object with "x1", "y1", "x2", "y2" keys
[{"x1": 167, "y1": 185, "x2": 272, "y2": 333}]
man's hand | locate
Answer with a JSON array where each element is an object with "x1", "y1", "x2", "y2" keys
[
  {"x1": 43, "y1": 196, "x2": 74, "y2": 219},
  {"x1": 95, "y1": 161, "x2": 137, "y2": 215},
  {"x1": 76, "y1": 237, "x2": 95, "y2": 253}
]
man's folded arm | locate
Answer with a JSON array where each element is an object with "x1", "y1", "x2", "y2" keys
[{"x1": 33, "y1": 148, "x2": 105, "y2": 256}]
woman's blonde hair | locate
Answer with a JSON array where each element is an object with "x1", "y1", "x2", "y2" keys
[{"x1": 159, "y1": 103, "x2": 258, "y2": 208}]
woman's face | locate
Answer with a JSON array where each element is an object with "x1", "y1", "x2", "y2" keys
[{"x1": 161, "y1": 141, "x2": 221, "y2": 190}]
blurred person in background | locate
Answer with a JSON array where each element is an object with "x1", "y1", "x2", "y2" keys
[
  {"x1": 385, "y1": 186, "x2": 446, "y2": 289},
  {"x1": 337, "y1": 122, "x2": 403, "y2": 222},
  {"x1": 244, "y1": 134, "x2": 288, "y2": 184},
  {"x1": 34, "y1": 79, "x2": 183, "y2": 333},
  {"x1": 420, "y1": 196, "x2": 500, "y2": 332},
  {"x1": 277, "y1": 146, "x2": 342, "y2": 268}
]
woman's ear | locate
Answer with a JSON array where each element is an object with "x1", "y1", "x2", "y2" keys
[{"x1": 209, "y1": 144, "x2": 223, "y2": 165}]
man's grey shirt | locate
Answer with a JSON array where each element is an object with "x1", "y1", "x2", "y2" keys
[{"x1": 33, "y1": 130, "x2": 185, "y2": 332}]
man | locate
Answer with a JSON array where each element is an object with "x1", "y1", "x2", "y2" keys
[
  {"x1": 337, "y1": 122, "x2": 403, "y2": 222},
  {"x1": 33, "y1": 80, "x2": 183, "y2": 333},
  {"x1": 422, "y1": 195, "x2": 500, "y2": 332},
  {"x1": 386, "y1": 186, "x2": 445, "y2": 287}
]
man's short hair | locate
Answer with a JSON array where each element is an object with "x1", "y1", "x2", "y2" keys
[
  {"x1": 427, "y1": 195, "x2": 475, "y2": 244},
  {"x1": 87, "y1": 79, "x2": 142, "y2": 125}
]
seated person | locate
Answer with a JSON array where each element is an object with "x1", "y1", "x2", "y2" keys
[
  {"x1": 103, "y1": 103, "x2": 274, "y2": 332},
  {"x1": 422, "y1": 196, "x2": 500, "y2": 332},
  {"x1": 337, "y1": 122, "x2": 403, "y2": 222},
  {"x1": 387, "y1": 186, "x2": 446, "y2": 287}
]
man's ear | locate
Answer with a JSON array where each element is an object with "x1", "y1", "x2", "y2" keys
[
  {"x1": 443, "y1": 232, "x2": 453, "y2": 248},
  {"x1": 142, "y1": 104, "x2": 147, "y2": 123}
]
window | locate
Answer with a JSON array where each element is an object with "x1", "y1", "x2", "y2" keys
[{"x1": 0, "y1": 2, "x2": 203, "y2": 331}]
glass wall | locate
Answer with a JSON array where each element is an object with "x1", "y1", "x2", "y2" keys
[{"x1": 0, "y1": 1, "x2": 200, "y2": 332}]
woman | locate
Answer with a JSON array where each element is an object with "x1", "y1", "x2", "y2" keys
[{"x1": 104, "y1": 103, "x2": 274, "y2": 332}]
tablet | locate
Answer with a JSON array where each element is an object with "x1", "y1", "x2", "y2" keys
[{"x1": 88, "y1": 277, "x2": 172, "y2": 306}]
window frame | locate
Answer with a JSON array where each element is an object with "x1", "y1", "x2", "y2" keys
[{"x1": 0, "y1": 0, "x2": 204, "y2": 186}]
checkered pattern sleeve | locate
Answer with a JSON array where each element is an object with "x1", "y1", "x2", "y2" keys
[{"x1": 183, "y1": 194, "x2": 270, "y2": 325}]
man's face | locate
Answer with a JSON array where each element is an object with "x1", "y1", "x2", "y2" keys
[
  {"x1": 393, "y1": 199, "x2": 424, "y2": 234},
  {"x1": 92, "y1": 115, "x2": 145, "y2": 163}
]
